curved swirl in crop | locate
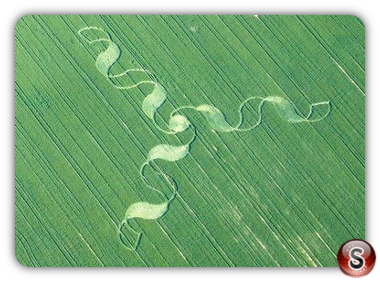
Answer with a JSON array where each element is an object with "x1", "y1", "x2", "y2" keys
[{"x1": 78, "y1": 26, "x2": 331, "y2": 251}]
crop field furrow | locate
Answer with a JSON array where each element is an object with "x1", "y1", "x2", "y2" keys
[
  {"x1": 15, "y1": 225, "x2": 41, "y2": 267},
  {"x1": 16, "y1": 131, "x2": 85, "y2": 224},
  {"x1": 15, "y1": 15, "x2": 364, "y2": 267}
]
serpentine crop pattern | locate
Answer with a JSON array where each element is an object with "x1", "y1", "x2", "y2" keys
[{"x1": 78, "y1": 26, "x2": 331, "y2": 251}]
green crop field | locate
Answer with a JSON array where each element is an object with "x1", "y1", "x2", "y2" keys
[{"x1": 15, "y1": 15, "x2": 365, "y2": 267}]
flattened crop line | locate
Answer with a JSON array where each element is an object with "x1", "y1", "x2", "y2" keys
[
  {"x1": 296, "y1": 236, "x2": 321, "y2": 267},
  {"x1": 330, "y1": 17, "x2": 365, "y2": 71},
  {"x1": 166, "y1": 14, "x2": 336, "y2": 205},
  {"x1": 136, "y1": 15, "x2": 287, "y2": 186},
  {"x1": 88, "y1": 20, "x2": 236, "y2": 260},
  {"x1": 74, "y1": 16, "x2": 169, "y2": 129},
  {"x1": 161, "y1": 16, "x2": 286, "y2": 156},
  {"x1": 332, "y1": 58, "x2": 365, "y2": 93},
  {"x1": 233, "y1": 24, "x2": 363, "y2": 195},
  {"x1": 53, "y1": 17, "x2": 163, "y2": 151},
  {"x1": 313, "y1": 226, "x2": 337, "y2": 258},
  {"x1": 236, "y1": 16, "x2": 365, "y2": 174},
  {"x1": 169, "y1": 16, "x2": 321, "y2": 143},
  {"x1": 238, "y1": 15, "x2": 364, "y2": 140},
  {"x1": 78, "y1": 233, "x2": 105, "y2": 266},
  {"x1": 287, "y1": 17, "x2": 365, "y2": 165},
  {"x1": 65, "y1": 17, "x2": 174, "y2": 157},
  {"x1": 237, "y1": 15, "x2": 364, "y2": 133}
]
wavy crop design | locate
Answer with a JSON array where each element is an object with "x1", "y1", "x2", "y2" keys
[{"x1": 78, "y1": 26, "x2": 332, "y2": 251}]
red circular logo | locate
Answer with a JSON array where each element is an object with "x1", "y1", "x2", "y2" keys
[{"x1": 337, "y1": 239, "x2": 376, "y2": 277}]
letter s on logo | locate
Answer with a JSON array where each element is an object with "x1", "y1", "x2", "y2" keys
[{"x1": 349, "y1": 247, "x2": 365, "y2": 270}]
